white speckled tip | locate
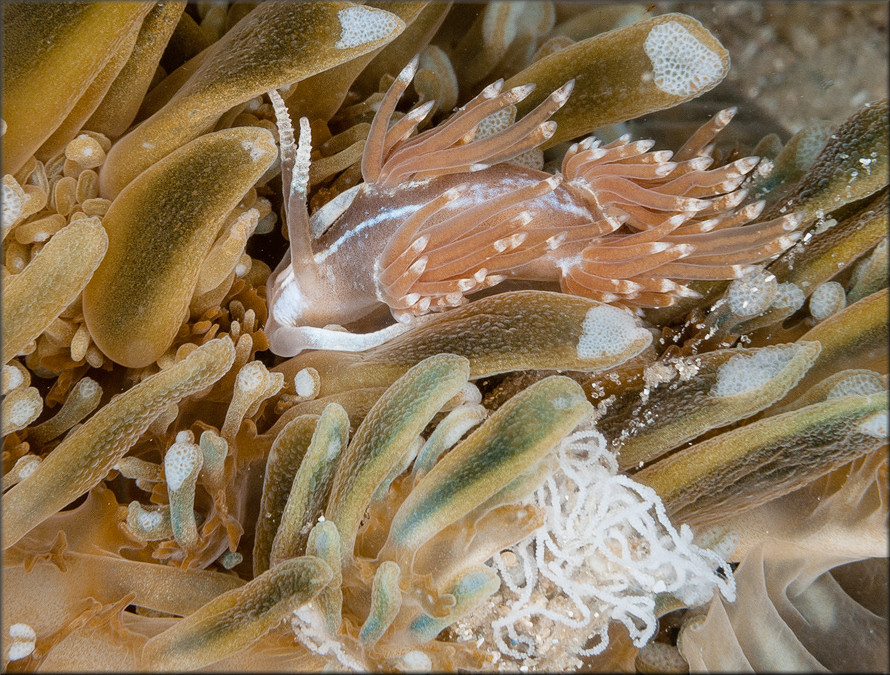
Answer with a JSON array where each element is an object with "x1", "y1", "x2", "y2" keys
[
  {"x1": 576, "y1": 304, "x2": 650, "y2": 359},
  {"x1": 644, "y1": 21, "x2": 726, "y2": 97},
  {"x1": 710, "y1": 344, "x2": 798, "y2": 398},
  {"x1": 335, "y1": 6, "x2": 401, "y2": 50}
]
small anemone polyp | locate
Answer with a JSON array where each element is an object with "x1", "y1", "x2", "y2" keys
[{"x1": 2, "y1": 2, "x2": 887, "y2": 673}]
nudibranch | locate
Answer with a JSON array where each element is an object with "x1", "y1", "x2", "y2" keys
[{"x1": 265, "y1": 57, "x2": 803, "y2": 356}]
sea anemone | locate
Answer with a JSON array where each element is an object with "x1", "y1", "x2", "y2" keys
[{"x1": 2, "y1": 2, "x2": 887, "y2": 672}]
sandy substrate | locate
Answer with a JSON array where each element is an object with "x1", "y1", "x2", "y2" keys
[{"x1": 673, "y1": 2, "x2": 888, "y2": 133}]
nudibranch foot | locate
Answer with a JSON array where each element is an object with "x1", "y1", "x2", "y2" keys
[{"x1": 268, "y1": 322, "x2": 416, "y2": 359}]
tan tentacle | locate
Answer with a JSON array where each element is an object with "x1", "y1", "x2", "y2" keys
[
  {"x1": 374, "y1": 177, "x2": 568, "y2": 319},
  {"x1": 673, "y1": 106, "x2": 737, "y2": 161},
  {"x1": 362, "y1": 55, "x2": 419, "y2": 184},
  {"x1": 375, "y1": 80, "x2": 573, "y2": 188},
  {"x1": 381, "y1": 80, "x2": 526, "y2": 170},
  {"x1": 562, "y1": 108, "x2": 763, "y2": 235},
  {"x1": 380, "y1": 100, "x2": 435, "y2": 158},
  {"x1": 560, "y1": 206, "x2": 800, "y2": 311}
]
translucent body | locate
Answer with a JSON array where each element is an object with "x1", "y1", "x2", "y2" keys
[{"x1": 266, "y1": 48, "x2": 801, "y2": 357}]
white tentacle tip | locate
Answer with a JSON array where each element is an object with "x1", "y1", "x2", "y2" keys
[
  {"x1": 398, "y1": 55, "x2": 420, "y2": 83},
  {"x1": 509, "y1": 83, "x2": 537, "y2": 101},
  {"x1": 481, "y1": 79, "x2": 505, "y2": 98},
  {"x1": 411, "y1": 100, "x2": 436, "y2": 119},
  {"x1": 716, "y1": 107, "x2": 737, "y2": 125},
  {"x1": 540, "y1": 121, "x2": 558, "y2": 137},
  {"x1": 782, "y1": 213, "x2": 804, "y2": 231},
  {"x1": 553, "y1": 79, "x2": 575, "y2": 104}
]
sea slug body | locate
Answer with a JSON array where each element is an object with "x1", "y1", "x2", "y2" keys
[{"x1": 265, "y1": 57, "x2": 801, "y2": 357}]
